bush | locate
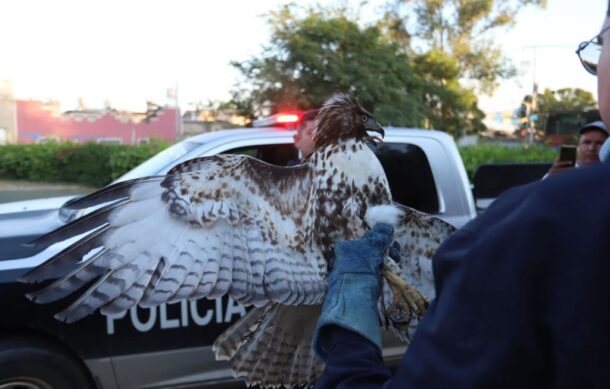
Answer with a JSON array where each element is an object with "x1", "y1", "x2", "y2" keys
[
  {"x1": 0, "y1": 140, "x2": 170, "y2": 187},
  {"x1": 458, "y1": 143, "x2": 557, "y2": 181},
  {"x1": 0, "y1": 143, "x2": 72, "y2": 182},
  {"x1": 0, "y1": 140, "x2": 557, "y2": 187}
]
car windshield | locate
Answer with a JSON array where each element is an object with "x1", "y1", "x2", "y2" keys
[{"x1": 114, "y1": 140, "x2": 201, "y2": 183}]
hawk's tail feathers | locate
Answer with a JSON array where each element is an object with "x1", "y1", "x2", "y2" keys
[
  {"x1": 213, "y1": 304, "x2": 273, "y2": 361},
  {"x1": 213, "y1": 304, "x2": 324, "y2": 388}
]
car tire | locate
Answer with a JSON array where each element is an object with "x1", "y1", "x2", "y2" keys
[{"x1": 0, "y1": 336, "x2": 93, "y2": 389}]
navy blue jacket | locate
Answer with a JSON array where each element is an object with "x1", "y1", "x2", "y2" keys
[{"x1": 316, "y1": 161, "x2": 610, "y2": 389}]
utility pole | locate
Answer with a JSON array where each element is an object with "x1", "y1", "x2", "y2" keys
[
  {"x1": 528, "y1": 46, "x2": 538, "y2": 145},
  {"x1": 527, "y1": 46, "x2": 539, "y2": 145},
  {"x1": 175, "y1": 83, "x2": 183, "y2": 140},
  {"x1": 522, "y1": 44, "x2": 572, "y2": 144}
]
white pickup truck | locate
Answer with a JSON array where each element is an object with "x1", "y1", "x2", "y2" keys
[{"x1": 0, "y1": 126, "x2": 476, "y2": 389}]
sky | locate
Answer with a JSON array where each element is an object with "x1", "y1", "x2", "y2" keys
[
  {"x1": 0, "y1": 0, "x2": 606, "y2": 115},
  {"x1": 477, "y1": 0, "x2": 603, "y2": 113}
]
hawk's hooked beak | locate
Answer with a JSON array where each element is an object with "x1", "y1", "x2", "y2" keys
[{"x1": 365, "y1": 116, "x2": 384, "y2": 143}]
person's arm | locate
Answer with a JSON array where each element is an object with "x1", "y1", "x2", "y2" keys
[
  {"x1": 544, "y1": 158, "x2": 574, "y2": 178},
  {"x1": 387, "y1": 188, "x2": 550, "y2": 389},
  {"x1": 312, "y1": 224, "x2": 394, "y2": 388},
  {"x1": 314, "y1": 326, "x2": 391, "y2": 389},
  {"x1": 315, "y1": 184, "x2": 551, "y2": 389}
]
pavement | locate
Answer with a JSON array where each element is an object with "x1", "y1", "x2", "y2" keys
[{"x1": 0, "y1": 180, "x2": 97, "y2": 204}]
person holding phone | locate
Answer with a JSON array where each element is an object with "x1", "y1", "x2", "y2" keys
[{"x1": 545, "y1": 121, "x2": 609, "y2": 177}]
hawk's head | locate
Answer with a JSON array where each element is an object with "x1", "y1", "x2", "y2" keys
[{"x1": 313, "y1": 93, "x2": 384, "y2": 149}]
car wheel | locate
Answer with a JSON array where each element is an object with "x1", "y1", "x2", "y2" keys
[{"x1": 0, "y1": 336, "x2": 93, "y2": 389}]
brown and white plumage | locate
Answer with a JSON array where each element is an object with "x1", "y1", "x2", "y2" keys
[{"x1": 20, "y1": 93, "x2": 455, "y2": 388}]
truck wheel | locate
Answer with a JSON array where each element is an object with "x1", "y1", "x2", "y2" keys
[{"x1": 0, "y1": 336, "x2": 93, "y2": 389}]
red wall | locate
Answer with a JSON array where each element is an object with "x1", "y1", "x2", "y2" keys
[{"x1": 16, "y1": 100, "x2": 178, "y2": 144}]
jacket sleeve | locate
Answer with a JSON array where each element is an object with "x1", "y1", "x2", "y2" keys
[
  {"x1": 317, "y1": 183, "x2": 552, "y2": 389},
  {"x1": 314, "y1": 325, "x2": 392, "y2": 389},
  {"x1": 389, "y1": 184, "x2": 553, "y2": 389}
]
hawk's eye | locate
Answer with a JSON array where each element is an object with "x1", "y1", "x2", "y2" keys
[{"x1": 362, "y1": 115, "x2": 367, "y2": 122}]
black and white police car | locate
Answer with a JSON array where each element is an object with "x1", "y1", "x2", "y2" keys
[{"x1": 0, "y1": 114, "x2": 476, "y2": 389}]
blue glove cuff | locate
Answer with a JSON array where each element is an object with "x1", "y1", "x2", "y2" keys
[
  {"x1": 313, "y1": 272, "x2": 381, "y2": 361},
  {"x1": 331, "y1": 224, "x2": 394, "y2": 276}
]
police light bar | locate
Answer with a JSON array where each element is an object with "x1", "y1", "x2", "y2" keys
[
  {"x1": 252, "y1": 112, "x2": 301, "y2": 128},
  {"x1": 276, "y1": 114, "x2": 299, "y2": 123}
]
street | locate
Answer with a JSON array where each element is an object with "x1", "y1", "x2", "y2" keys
[{"x1": 0, "y1": 180, "x2": 96, "y2": 204}]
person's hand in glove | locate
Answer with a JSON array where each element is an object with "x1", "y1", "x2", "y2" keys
[{"x1": 313, "y1": 223, "x2": 395, "y2": 361}]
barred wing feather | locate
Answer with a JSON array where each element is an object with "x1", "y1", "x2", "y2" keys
[
  {"x1": 392, "y1": 203, "x2": 456, "y2": 299},
  {"x1": 21, "y1": 154, "x2": 327, "y2": 323}
]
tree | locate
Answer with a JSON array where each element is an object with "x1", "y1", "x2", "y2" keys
[
  {"x1": 384, "y1": 0, "x2": 547, "y2": 94},
  {"x1": 517, "y1": 87, "x2": 597, "y2": 130},
  {"x1": 536, "y1": 88, "x2": 597, "y2": 114},
  {"x1": 231, "y1": 2, "x2": 545, "y2": 135},
  {"x1": 414, "y1": 50, "x2": 485, "y2": 134},
  {"x1": 230, "y1": 5, "x2": 427, "y2": 128}
]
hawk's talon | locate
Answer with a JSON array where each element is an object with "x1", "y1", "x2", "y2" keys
[{"x1": 381, "y1": 268, "x2": 429, "y2": 332}]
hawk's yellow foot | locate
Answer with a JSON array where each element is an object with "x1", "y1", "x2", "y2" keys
[{"x1": 382, "y1": 268, "x2": 429, "y2": 331}]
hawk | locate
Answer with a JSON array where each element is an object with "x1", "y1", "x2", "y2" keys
[{"x1": 21, "y1": 93, "x2": 455, "y2": 388}]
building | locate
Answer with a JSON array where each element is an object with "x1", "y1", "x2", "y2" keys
[
  {"x1": 16, "y1": 100, "x2": 179, "y2": 144},
  {"x1": 483, "y1": 111, "x2": 518, "y2": 137},
  {"x1": 0, "y1": 81, "x2": 179, "y2": 145},
  {"x1": 181, "y1": 102, "x2": 248, "y2": 137},
  {"x1": 0, "y1": 81, "x2": 18, "y2": 144}
]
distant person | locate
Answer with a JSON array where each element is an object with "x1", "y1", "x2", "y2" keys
[
  {"x1": 293, "y1": 110, "x2": 318, "y2": 161},
  {"x1": 545, "y1": 120, "x2": 609, "y2": 177}
]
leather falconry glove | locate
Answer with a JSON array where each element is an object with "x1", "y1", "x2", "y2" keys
[{"x1": 313, "y1": 223, "x2": 394, "y2": 360}]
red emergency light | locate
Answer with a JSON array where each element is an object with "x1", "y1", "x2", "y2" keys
[
  {"x1": 275, "y1": 114, "x2": 300, "y2": 124},
  {"x1": 252, "y1": 112, "x2": 302, "y2": 128}
]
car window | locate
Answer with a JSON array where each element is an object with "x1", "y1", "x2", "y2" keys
[
  {"x1": 115, "y1": 140, "x2": 202, "y2": 182},
  {"x1": 221, "y1": 143, "x2": 299, "y2": 166},
  {"x1": 370, "y1": 142, "x2": 439, "y2": 214}
]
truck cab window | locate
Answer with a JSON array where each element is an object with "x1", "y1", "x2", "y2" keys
[
  {"x1": 370, "y1": 142, "x2": 439, "y2": 214},
  {"x1": 222, "y1": 144, "x2": 298, "y2": 166}
]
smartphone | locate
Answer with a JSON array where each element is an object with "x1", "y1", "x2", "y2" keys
[{"x1": 559, "y1": 145, "x2": 577, "y2": 165}]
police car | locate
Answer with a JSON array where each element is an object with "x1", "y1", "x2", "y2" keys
[{"x1": 0, "y1": 113, "x2": 476, "y2": 389}]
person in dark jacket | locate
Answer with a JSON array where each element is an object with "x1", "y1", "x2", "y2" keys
[{"x1": 312, "y1": 4, "x2": 610, "y2": 388}]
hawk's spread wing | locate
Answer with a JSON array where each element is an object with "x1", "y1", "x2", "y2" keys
[
  {"x1": 392, "y1": 203, "x2": 456, "y2": 299},
  {"x1": 21, "y1": 155, "x2": 327, "y2": 322}
]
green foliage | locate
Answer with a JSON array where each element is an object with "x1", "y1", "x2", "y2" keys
[
  {"x1": 414, "y1": 50, "x2": 485, "y2": 135},
  {"x1": 0, "y1": 142, "x2": 72, "y2": 182},
  {"x1": 57, "y1": 143, "x2": 117, "y2": 187},
  {"x1": 459, "y1": 143, "x2": 556, "y2": 180},
  {"x1": 231, "y1": 5, "x2": 427, "y2": 127},
  {"x1": 517, "y1": 87, "x2": 598, "y2": 131},
  {"x1": 231, "y1": 2, "x2": 545, "y2": 136},
  {"x1": 539, "y1": 88, "x2": 597, "y2": 112},
  {"x1": 391, "y1": 0, "x2": 546, "y2": 94},
  {"x1": 108, "y1": 139, "x2": 170, "y2": 181},
  {"x1": 380, "y1": 0, "x2": 544, "y2": 134},
  {"x1": 537, "y1": 88, "x2": 597, "y2": 113},
  {"x1": 0, "y1": 140, "x2": 170, "y2": 187}
]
